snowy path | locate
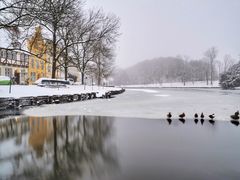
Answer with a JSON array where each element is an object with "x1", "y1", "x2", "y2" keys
[{"x1": 23, "y1": 88, "x2": 240, "y2": 121}]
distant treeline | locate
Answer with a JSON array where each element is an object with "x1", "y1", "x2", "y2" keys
[{"x1": 113, "y1": 57, "x2": 218, "y2": 85}]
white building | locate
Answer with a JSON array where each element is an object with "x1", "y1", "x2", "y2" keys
[{"x1": 0, "y1": 49, "x2": 30, "y2": 84}]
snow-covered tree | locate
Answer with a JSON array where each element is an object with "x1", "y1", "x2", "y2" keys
[{"x1": 220, "y1": 62, "x2": 240, "y2": 89}]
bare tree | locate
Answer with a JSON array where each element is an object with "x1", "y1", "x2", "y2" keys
[
  {"x1": 0, "y1": 0, "x2": 30, "y2": 29},
  {"x1": 26, "y1": 0, "x2": 79, "y2": 78},
  {"x1": 91, "y1": 41, "x2": 115, "y2": 86},
  {"x1": 56, "y1": 10, "x2": 81, "y2": 80},
  {"x1": 71, "y1": 10, "x2": 120, "y2": 84},
  {"x1": 223, "y1": 54, "x2": 235, "y2": 73},
  {"x1": 204, "y1": 47, "x2": 218, "y2": 85}
]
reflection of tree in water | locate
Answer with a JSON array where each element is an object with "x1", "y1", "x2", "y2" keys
[
  {"x1": 52, "y1": 116, "x2": 118, "y2": 180},
  {"x1": 0, "y1": 116, "x2": 118, "y2": 180}
]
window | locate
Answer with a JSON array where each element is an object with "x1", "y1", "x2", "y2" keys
[
  {"x1": 5, "y1": 68, "x2": 13, "y2": 77},
  {"x1": 36, "y1": 61, "x2": 39, "y2": 69},
  {"x1": 41, "y1": 61, "x2": 44, "y2": 70},
  {"x1": 48, "y1": 65, "x2": 51, "y2": 73},
  {"x1": 7, "y1": 51, "x2": 13, "y2": 60},
  {"x1": 21, "y1": 69, "x2": 26, "y2": 81},
  {"x1": 20, "y1": 54, "x2": 25, "y2": 61},
  {"x1": 0, "y1": 50, "x2": 3, "y2": 58},
  {"x1": 31, "y1": 72, "x2": 36, "y2": 82},
  {"x1": 12, "y1": 52, "x2": 17, "y2": 60},
  {"x1": 25, "y1": 55, "x2": 29, "y2": 61},
  {"x1": 2, "y1": 50, "x2": 6, "y2": 58},
  {"x1": 31, "y1": 59, "x2": 34, "y2": 68},
  {"x1": 21, "y1": 69, "x2": 26, "y2": 75}
]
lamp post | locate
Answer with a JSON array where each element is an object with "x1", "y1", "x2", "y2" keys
[
  {"x1": 9, "y1": 76, "x2": 15, "y2": 94},
  {"x1": 91, "y1": 76, "x2": 94, "y2": 91},
  {"x1": 84, "y1": 76, "x2": 87, "y2": 90}
]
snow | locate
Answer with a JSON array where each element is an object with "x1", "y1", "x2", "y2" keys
[
  {"x1": 127, "y1": 89, "x2": 159, "y2": 93},
  {"x1": 0, "y1": 76, "x2": 10, "y2": 81},
  {"x1": 0, "y1": 85, "x2": 122, "y2": 98},
  {"x1": 23, "y1": 87, "x2": 240, "y2": 121},
  {"x1": 121, "y1": 81, "x2": 220, "y2": 88}
]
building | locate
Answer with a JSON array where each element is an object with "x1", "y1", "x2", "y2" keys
[
  {"x1": 27, "y1": 26, "x2": 62, "y2": 84},
  {"x1": 27, "y1": 26, "x2": 51, "y2": 84},
  {"x1": 0, "y1": 48, "x2": 29, "y2": 84}
]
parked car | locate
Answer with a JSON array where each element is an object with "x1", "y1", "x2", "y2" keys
[{"x1": 34, "y1": 78, "x2": 70, "y2": 87}]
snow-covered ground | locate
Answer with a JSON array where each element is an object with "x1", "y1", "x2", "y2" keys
[
  {"x1": 0, "y1": 85, "x2": 121, "y2": 98},
  {"x1": 122, "y1": 81, "x2": 220, "y2": 88},
  {"x1": 23, "y1": 87, "x2": 240, "y2": 121}
]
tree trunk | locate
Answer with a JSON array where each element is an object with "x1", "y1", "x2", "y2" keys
[
  {"x1": 210, "y1": 62, "x2": 213, "y2": 85},
  {"x1": 64, "y1": 45, "x2": 68, "y2": 80},
  {"x1": 97, "y1": 65, "x2": 101, "y2": 86},
  {"x1": 53, "y1": 118, "x2": 58, "y2": 169},
  {"x1": 64, "y1": 67, "x2": 68, "y2": 80},
  {"x1": 51, "y1": 26, "x2": 57, "y2": 78},
  {"x1": 65, "y1": 116, "x2": 69, "y2": 145},
  {"x1": 81, "y1": 72, "x2": 84, "y2": 85},
  {"x1": 206, "y1": 71, "x2": 209, "y2": 85}
]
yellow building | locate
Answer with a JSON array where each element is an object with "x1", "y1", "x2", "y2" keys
[{"x1": 27, "y1": 27, "x2": 54, "y2": 84}]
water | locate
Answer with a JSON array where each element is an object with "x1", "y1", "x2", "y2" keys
[{"x1": 0, "y1": 116, "x2": 240, "y2": 180}]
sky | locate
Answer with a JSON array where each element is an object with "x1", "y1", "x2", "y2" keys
[{"x1": 86, "y1": 0, "x2": 240, "y2": 68}]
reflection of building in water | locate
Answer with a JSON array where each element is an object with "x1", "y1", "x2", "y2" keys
[{"x1": 28, "y1": 117, "x2": 53, "y2": 158}]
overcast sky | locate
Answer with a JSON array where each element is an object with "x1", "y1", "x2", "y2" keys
[{"x1": 86, "y1": 0, "x2": 240, "y2": 68}]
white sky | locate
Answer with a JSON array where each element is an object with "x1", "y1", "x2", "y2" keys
[{"x1": 86, "y1": 0, "x2": 240, "y2": 68}]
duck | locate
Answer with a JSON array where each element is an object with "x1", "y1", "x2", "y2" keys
[
  {"x1": 234, "y1": 111, "x2": 239, "y2": 116},
  {"x1": 179, "y1": 113, "x2": 185, "y2": 118},
  {"x1": 167, "y1": 112, "x2": 172, "y2": 119},
  {"x1": 194, "y1": 113, "x2": 198, "y2": 119},
  {"x1": 209, "y1": 114, "x2": 215, "y2": 119},
  {"x1": 230, "y1": 114, "x2": 239, "y2": 120},
  {"x1": 200, "y1": 113, "x2": 204, "y2": 119}
]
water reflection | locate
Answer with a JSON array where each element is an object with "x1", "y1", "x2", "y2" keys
[
  {"x1": 166, "y1": 118, "x2": 172, "y2": 125},
  {"x1": 209, "y1": 120, "x2": 215, "y2": 125},
  {"x1": 0, "y1": 116, "x2": 117, "y2": 180},
  {"x1": 230, "y1": 120, "x2": 240, "y2": 126},
  {"x1": 1, "y1": 116, "x2": 240, "y2": 180},
  {"x1": 179, "y1": 118, "x2": 185, "y2": 124},
  {"x1": 194, "y1": 119, "x2": 198, "y2": 124}
]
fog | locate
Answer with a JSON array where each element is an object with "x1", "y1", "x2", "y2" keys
[{"x1": 87, "y1": 0, "x2": 240, "y2": 68}]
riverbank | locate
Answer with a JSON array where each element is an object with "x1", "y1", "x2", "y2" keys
[
  {"x1": 0, "y1": 85, "x2": 122, "y2": 98},
  {"x1": 0, "y1": 85, "x2": 124, "y2": 119}
]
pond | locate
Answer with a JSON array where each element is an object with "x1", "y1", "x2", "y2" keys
[{"x1": 0, "y1": 116, "x2": 240, "y2": 180}]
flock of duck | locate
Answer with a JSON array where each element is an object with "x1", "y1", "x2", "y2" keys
[{"x1": 167, "y1": 111, "x2": 240, "y2": 121}]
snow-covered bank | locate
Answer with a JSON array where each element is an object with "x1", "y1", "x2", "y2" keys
[
  {"x1": 0, "y1": 85, "x2": 122, "y2": 98},
  {"x1": 121, "y1": 81, "x2": 220, "y2": 88}
]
